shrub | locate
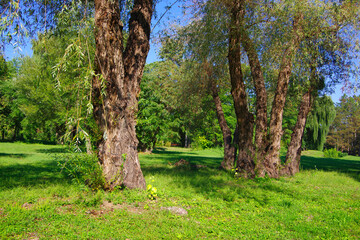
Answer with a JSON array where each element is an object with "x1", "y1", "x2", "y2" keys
[
  {"x1": 323, "y1": 148, "x2": 343, "y2": 158},
  {"x1": 57, "y1": 153, "x2": 106, "y2": 191},
  {"x1": 192, "y1": 136, "x2": 213, "y2": 150}
]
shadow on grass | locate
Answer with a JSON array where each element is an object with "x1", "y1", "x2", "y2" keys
[
  {"x1": 0, "y1": 160, "x2": 70, "y2": 190},
  {"x1": 142, "y1": 149, "x2": 222, "y2": 167},
  {"x1": 140, "y1": 149, "x2": 360, "y2": 202},
  {"x1": 300, "y1": 155, "x2": 360, "y2": 181},
  {"x1": 2, "y1": 146, "x2": 359, "y2": 200},
  {"x1": 152, "y1": 148, "x2": 197, "y2": 156},
  {"x1": 35, "y1": 147, "x2": 69, "y2": 154},
  {"x1": 0, "y1": 153, "x2": 31, "y2": 158},
  {"x1": 142, "y1": 165, "x2": 235, "y2": 198}
]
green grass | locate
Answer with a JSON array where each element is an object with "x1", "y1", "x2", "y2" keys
[{"x1": 1, "y1": 143, "x2": 359, "y2": 239}]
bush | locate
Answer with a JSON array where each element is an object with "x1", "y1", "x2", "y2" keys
[
  {"x1": 339, "y1": 152, "x2": 348, "y2": 158},
  {"x1": 323, "y1": 148, "x2": 343, "y2": 158},
  {"x1": 192, "y1": 136, "x2": 213, "y2": 150},
  {"x1": 57, "y1": 153, "x2": 106, "y2": 191}
]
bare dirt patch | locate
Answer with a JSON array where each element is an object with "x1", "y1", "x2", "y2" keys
[
  {"x1": 21, "y1": 202, "x2": 34, "y2": 210},
  {"x1": 26, "y1": 232, "x2": 39, "y2": 240},
  {"x1": 160, "y1": 206, "x2": 188, "y2": 216},
  {"x1": 85, "y1": 200, "x2": 145, "y2": 217}
]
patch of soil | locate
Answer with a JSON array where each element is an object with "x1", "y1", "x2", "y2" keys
[
  {"x1": 98, "y1": 200, "x2": 144, "y2": 215},
  {"x1": 193, "y1": 164, "x2": 207, "y2": 169},
  {"x1": 173, "y1": 159, "x2": 189, "y2": 166},
  {"x1": 160, "y1": 206, "x2": 188, "y2": 216},
  {"x1": 57, "y1": 204, "x2": 76, "y2": 215},
  {"x1": 26, "y1": 232, "x2": 39, "y2": 240},
  {"x1": 21, "y1": 202, "x2": 34, "y2": 210}
]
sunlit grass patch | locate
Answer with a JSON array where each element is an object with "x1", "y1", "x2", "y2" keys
[{"x1": 0, "y1": 143, "x2": 359, "y2": 239}]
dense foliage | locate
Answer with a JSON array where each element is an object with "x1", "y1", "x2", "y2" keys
[
  {"x1": 136, "y1": 61, "x2": 181, "y2": 151},
  {"x1": 304, "y1": 96, "x2": 336, "y2": 151},
  {"x1": 0, "y1": 31, "x2": 96, "y2": 146},
  {"x1": 327, "y1": 95, "x2": 360, "y2": 155}
]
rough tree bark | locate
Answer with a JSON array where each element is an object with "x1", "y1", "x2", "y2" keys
[
  {"x1": 92, "y1": 0, "x2": 153, "y2": 190},
  {"x1": 282, "y1": 64, "x2": 320, "y2": 175},
  {"x1": 237, "y1": 8, "x2": 268, "y2": 176},
  {"x1": 203, "y1": 60, "x2": 237, "y2": 170},
  {"x1": 210, "y1": 80, "x2": 237, "y2": 170},
  {"x1": 228, "y1": 0, "x2": 255, "y2": 177},
  {"x1": 227, "y1": 0, "x2": 305, "y2": 178},
  {"x1": 264, "y1": 13, "x2": 304, "y2": 178},
  {"x1": 282, "y1": 88, "x2": 314, "y2": 175}
]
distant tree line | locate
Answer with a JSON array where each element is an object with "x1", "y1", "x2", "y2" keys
[{"x1": 326, "y1": 95, "x2": 360, "y2": 156}]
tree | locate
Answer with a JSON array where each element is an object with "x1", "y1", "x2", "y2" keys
[
  {"x1": 0, "y1": 57, "x2": 24, "y2": 141},
  {"x1": 0, "y1": 55, "x2": 10, "y2": 140},
  {"x1": 225, "y1": 0, "x2": 359, "y2": 177},
  {"x1": 137, "y1": 61, "x2": 181, "y2": 152},
  {"x1": 1, "y1": 0, "x2": 154, "y2": 189},
  {"x1": 159, "y1": 3, "x2": 239, "y2": 169},
  {"x1": 327, "y1": 95, "x2": 360, "y2": 155},
  {"x1": 304, "y1": 96, "x2": 336, "y2": 151},
  {"x1": 0, "y1": 55, "x2": 6, "y2": 78},
  {"x1": 91, "y1": 0, "x2": 153, "y2": 189}
]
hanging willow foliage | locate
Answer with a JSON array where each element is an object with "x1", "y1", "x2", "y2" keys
[{"x1": 304, "y1": 96, "x2": 336, "y2": 151}]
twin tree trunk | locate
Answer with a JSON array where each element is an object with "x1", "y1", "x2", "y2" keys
[
  {"x1": 92, "y1": 0, "x2": 153, "y2": 190},
  {"x1": 228, "y1": 0, "x2": 308, "y2": 177}
]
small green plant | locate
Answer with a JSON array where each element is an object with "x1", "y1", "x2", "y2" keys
[
  {"x1": 146, "y1": 176, "x2": 157, "y2": 200},
  {"x1": 323, "y1": 148, "x2": 342, "y2": 158},
  {"x1": 57, "y1": 153, "x2": 106, "y2": 191},
  {"x1": 231, "y1": 167, "x2": 240, "y2": 178},
  {"x1": 146, "y1": 184, "x2": 157, "y2": 200}
]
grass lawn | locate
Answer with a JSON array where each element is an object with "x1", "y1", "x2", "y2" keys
[{"x1": 0, "y1": 142, "x2": 359, "y2": 239}]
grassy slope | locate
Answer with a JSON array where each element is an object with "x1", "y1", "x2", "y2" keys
[{"x1": 0, "y1": 143, "x2": 359, "y2": 239}]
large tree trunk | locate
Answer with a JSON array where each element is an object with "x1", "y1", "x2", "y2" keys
[
  {"x1": 239, "y1": 21, "x2": 267, "y2": 153},
  {"x1": 92, "y1": 0, "x2": 153, "y2": 190},
  {"x1": 282, "y1": 88, "x2": 313, "y2": 175},
  {"x1": 266, "y1": 13, "x2": 304, "y2": 178},
  {"x1": 210, "y1": 80, "x2": 236, "y2": 170},
  {"x1": 228, "y1": 0, "x2": 255, "y2": 178},
  {"x1": 237, "y1": 5, "x2": 268, "y2": 176},
  {"x1": 227, "y1": 0, "x2": 305, "y2": 178}
]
